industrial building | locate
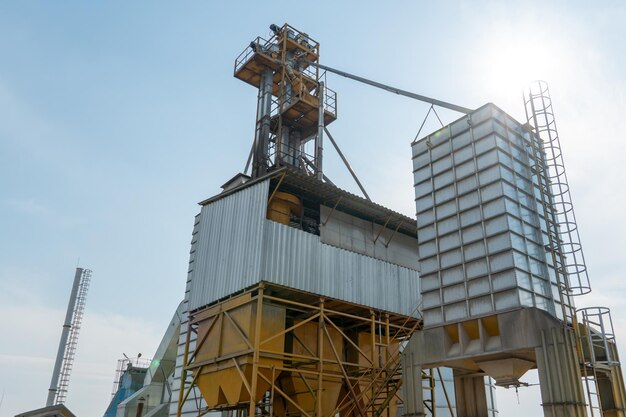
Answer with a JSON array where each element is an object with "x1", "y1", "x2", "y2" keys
[
  {"x1": 100, "y1": 303, "x2": 183, "y2": 417},
  {"x1": 405, "y1": 96, "x2": 626, "y2": 416},
  {"x1": 30, "y1": 23, "x2": 625, "y2": 417}
]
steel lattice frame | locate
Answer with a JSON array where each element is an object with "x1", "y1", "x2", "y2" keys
[{"x1": 176, "y1": 283, "x2": 421, "y2": 417}]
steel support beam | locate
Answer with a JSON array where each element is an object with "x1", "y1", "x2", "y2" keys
[
  {"x1": 324, "y1": 127, "x2": 371, "y2": 201},
  {"x1": 178, "y1": 283, "x2": 421, "y2": 417},
  {"x1": 312, "y1": 62, "x2": 473, "y2": 114}
]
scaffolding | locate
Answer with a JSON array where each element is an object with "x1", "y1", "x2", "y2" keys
[{"x1": 110, "y1": 356, "x2": 153, "y2": 399}]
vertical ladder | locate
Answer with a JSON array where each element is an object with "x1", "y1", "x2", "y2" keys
[
  {"x1": 422, "y1": 369, "x2": 435, "y2": 416},
  {"x1": 524, "y1": 81, "x2": 598, "y2": 416},
  {"x1": 523, "y1": 134, "x2": 575, "y2": 324}
]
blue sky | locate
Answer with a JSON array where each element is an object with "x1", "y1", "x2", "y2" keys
[{"x1": 1, "y1": 1, "x2": 625, "y2": 416}]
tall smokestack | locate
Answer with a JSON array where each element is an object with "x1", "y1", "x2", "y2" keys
[{"x1": 46, "y1": 267, "x2": 91, "y2": 406}]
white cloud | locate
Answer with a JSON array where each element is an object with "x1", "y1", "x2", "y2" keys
[{"x1": 0, "y1": 299, "x2": 164, "y2": 417}]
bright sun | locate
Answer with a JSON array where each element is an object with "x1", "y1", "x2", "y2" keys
[{"x1": 475, "y1": 26, "x2": 573, "y2": 94}]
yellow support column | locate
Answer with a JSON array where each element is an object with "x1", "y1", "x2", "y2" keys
[
  {"x1": 249, "y1": 284, "x2": 265, "y2": 417},
  {"x1": 317, "y1": 298, "x2": 325, "y2": 417}
]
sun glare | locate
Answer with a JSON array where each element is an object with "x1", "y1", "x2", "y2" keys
[{"x1": 474, "y1": 25, "x2": 573, "y2": 94}]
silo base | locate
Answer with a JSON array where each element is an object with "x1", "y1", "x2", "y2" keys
[{"x1": 176, "y1": 282, "x2": 421, "y2": 417}]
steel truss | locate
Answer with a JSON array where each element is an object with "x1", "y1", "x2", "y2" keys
[{"x1": 176, "y1": 283, "x2": 421, "y2": 417}]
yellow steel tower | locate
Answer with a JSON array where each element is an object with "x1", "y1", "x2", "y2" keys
[
  {"x1": 175, "y1": 24, "x2": 424, "y2": 417},
  {"x1": 234, "y1": 23, "x2": 336, "y2": 179}
]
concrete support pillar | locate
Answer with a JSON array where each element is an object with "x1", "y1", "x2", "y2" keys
[
  {"x1": 401, "y1": 333, "x2": 425, "y2": 417},
  {"x1": 536, "y1": 327, "x2": 587, "y2": 417},
  {"x1": 453, "y1": 371, "x2": 488, "y2": 417}
]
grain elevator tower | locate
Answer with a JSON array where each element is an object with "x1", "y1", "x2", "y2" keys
[{"x1": 171, "y1": 24, "x2": 422, "y2": 417}]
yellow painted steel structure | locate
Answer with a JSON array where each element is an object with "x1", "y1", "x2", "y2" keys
[
  {"x1": 234, "y1": 23, "x2": 336, "y2": 135},
  {"x1": 176, "y1": 283, "x2": 421, "y2": 417},
  {"x1": 234, "y1": 23, "x2": 337, "y2": 179},
  {"x1": 267, "y1": 191, "x2": 302, "y2": 225}
]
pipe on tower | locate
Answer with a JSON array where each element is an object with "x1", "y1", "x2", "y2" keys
[
  {"x1": 315, "y1": 81, "x2": 324, "y2": 180},
  {"x1": 252, "y1": 68, "x2": 274, "y2": 177}
]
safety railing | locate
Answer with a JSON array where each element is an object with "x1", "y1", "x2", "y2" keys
[
  {"x1": 324, "y1": 85, "x2": 337, "y2": 116},
  {"x1": 270, "y1": 84, "x2": 337, "y2": 119},
  {"x1": 524, "y1": 80, "x2": 591, "y2": 296},
  {"x1": 235, "y1": 27, "x2": 319, "y2": 82},
  {"x1": 267, "y1": 141, "x2": 316, "y2": 171},
  {"x1": 578, "y1": 307, "x2": 620, "y2": 366},
  {"x1": 110, "y1": 356, "x2": 152, "y2": 398},
  {"x1": 234, "y1": 36, "x2": 278, "y2": 74},
  {"x1": 277, "y1": 23, "x2": 319, "y2": 56}
]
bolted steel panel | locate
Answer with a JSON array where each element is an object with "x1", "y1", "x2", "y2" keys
[{"x1": 412, "y1": 103, "x2": 568, "y2": 327}]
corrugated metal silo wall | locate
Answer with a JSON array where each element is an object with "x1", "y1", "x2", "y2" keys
[
  {"x1": 188, "y1": 179, "x2": 268, "y2": 310},
  {"x1": 187, "y1": 179, "x2": 420, "y2": 316},
  {"x1": 262, "y1": 220, "x2": 420, "y2": 315}
]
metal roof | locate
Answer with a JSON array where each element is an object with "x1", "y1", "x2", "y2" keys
[
  {"x1": 15, "y1": 405, "x2": 77, "y2": 417},
  {"x1": 199, "y1": 166, "x2": 417, "y2": 238}
]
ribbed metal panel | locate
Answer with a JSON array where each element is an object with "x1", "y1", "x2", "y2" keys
[
  {"x1": 263, "y1": 221, "x2": 420, "y2": 315},
  {"x1": 188, "y1": 179, "x2": 420, "y2": 316},
  {"x1": 189, "y1": 180, "x2": 268, "y2": 311}
]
